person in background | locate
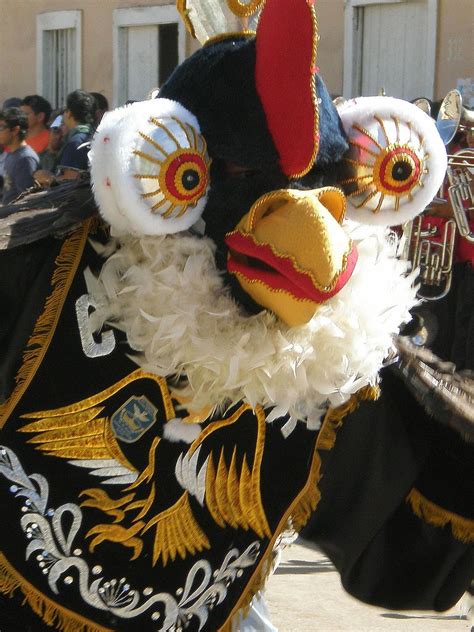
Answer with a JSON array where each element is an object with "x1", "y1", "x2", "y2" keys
[
  {"x1": 0, "y1": 98, "x2": 23, "y2": 191},
  {"x1": 90, "y1": 92, "x2": 109, "y2": 128},
  {"x1": 39, "y1": 110, "x2": 66, "y2": 172},
  {"x1": 0, "y1": 142, "x2": 6, "y2": 192},
  {"x1": 0, "y1": 107, "x2": 39, "y2": 205},
  {"x1": 20, "y1": 95, "x2": 52, "y2": 158},
  {"x1": 1, "y1": 97, "x2": 21, "y2": 109},
  {"x1": 34, "y1": 89, "x2": 95, "y2": 187}
]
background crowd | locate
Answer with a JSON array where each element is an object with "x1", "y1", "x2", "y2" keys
[{"x1": 0, "y1": 89, "x2": 108, "y2": 205}]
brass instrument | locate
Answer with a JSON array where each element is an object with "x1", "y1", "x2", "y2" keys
[
  {"x1": 446, "y1": 148, "x2": 474, "y2": 242},
  {"x1": 401, "y1": 90, "x2": 474, "y2": 300},
  {"x1": 402, "y1": 215, "x2": 456, "y2": 301}
]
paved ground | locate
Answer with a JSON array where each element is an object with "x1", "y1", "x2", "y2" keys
[{"x1": 266, "y1": 541, "x2": 471, "y2": 632}]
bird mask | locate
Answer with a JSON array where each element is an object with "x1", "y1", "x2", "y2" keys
[{"x1": 89, "y1": 0, "x2": 446, "y2": 424}]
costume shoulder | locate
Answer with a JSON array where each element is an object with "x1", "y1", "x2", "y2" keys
[{"x1": 303, "y1": 365, "x2": 474, "y2": 611}]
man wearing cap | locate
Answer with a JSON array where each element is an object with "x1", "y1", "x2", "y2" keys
[
  {"x1": 38, "y1": 112, "x2": 66, "y2": 173},
  {"x1": 34, "y1": 90, "x2": 95, "y2": 187}
]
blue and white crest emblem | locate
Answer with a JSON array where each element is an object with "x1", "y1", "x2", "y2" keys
[{"x1": 111, "y1": 395, "x2": 158, "y2": 443}]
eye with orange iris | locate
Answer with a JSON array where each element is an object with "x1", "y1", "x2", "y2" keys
[
  {"x1": 340, "y1": 115, "x2": 427, "y2": 214},
  {"x1": 133, "y1": 116, "x2": 211, "y2": 220},
  {"x1": 374, "y1": 145, "x2": 421, "y2": 195},
  {"x1": 162, "y1": 151, "x2": 208, "y2": 206}
]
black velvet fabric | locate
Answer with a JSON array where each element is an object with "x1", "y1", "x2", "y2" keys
[
  {"x1": 0, "y1": 226, "x2": 324, "y2": 631},
  {"x1": 302, "y1": 368, "x2": 474, "y2": 611},
  {"x1": 159, "y1": 37, "x2": 348, "y2": 170},
  {"x1": 421, "y1": 262, "x2": 474, "y2": 371},
  {"x1": 0, "y1": 238, "x2": 62, "y2": 402}
]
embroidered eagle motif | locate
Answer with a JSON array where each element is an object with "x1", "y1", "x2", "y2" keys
[{"x1": 19, "y1": 370, "x2": 271, "y2": 566}]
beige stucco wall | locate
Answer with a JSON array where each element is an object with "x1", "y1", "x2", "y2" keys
[
  {"x1": 0, "y1": 1, "x2": 471, "y2": 107},
  {"x1": 315, "y1": 0, "x2": 345, "y2": 97},
  {"x1": 0, "y1": 0, "x2": 190, "y2": 105},
  {"x1": 436, "y1": 0, "x2": 473, "y2": 101}
]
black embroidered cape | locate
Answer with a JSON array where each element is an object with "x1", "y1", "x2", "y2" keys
[{"x1": 0, "y1": 222, "x2": 472, "y2": 632}]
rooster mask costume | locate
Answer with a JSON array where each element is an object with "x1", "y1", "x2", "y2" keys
[{"x1": 0, "y1": 1, "x2": 472, "y2": 631}]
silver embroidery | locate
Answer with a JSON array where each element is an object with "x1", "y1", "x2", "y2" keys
[
  {"x1": 0, "y1": 445, "x2": 261, "y2": 629},
  {"x1": 75, "y1": 293, "x2": 116, "y2": 358},
  {"x1": 175, "y1": 446, "x2": 209, "y2": 506}
]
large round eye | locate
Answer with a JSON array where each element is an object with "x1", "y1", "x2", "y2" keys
[
  {"x1": 90, "y1": 99, "x2": 211, "y2": 236},
  {"x1": 133, "y1": 116, "x2": 211, "y2": 220},
  {"x1": 337, "y1": 96, "x2": 447, "y2": 226}
]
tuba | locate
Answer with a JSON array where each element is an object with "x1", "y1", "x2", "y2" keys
[{"x1": 402, "y1": 90, "x2": 474, "y2": 300}]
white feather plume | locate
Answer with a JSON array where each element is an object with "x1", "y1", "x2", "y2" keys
[{"x1": 87, "y1": 221, "x2": 418, "y2": 428}]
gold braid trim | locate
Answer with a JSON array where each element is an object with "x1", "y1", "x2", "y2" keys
[
  {"x1": 219, "y1": 383, "x2": 381, "y2": 630},
  {"x1": 407, "y1": 488, "x2": 474, "y2": 544},
  {"x1": 290, "y1": 450, "x2": 322, "y2": 533},
  {"x1": 0, "y1": 551, "x2": 112, "y2": 632},
  {"x1": 0, "y1": 220, "x2": 91, "y2": 429},
  {"x1": 219, "y1": 445, "x2": 322, "y2": 630},
  {"x1": 316, "y1": 384, "x2": 381, "y2": 451}
]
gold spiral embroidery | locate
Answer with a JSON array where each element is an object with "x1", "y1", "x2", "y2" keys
[{"x1": 227, "y1": 0, "x2": 264, "y2": 18}]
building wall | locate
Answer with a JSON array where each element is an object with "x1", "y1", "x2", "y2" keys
[
  {"x1": 314, "y1": 0, "x2": 345, "y2": 97},
  {"x1": 436, "y1": 0, "x2": 473, "y2": 101},
  {"x1": 0, "y1": 0, "x2": 190, "y2": 105},
  {"x1": 0, "y1": 0, "x2": 471, "y2": 107}
]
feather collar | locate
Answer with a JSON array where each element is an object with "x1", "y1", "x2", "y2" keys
[{"x1": 87, "y1": 221, "x2": 417, "y2": 431}]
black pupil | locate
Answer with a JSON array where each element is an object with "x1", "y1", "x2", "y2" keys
[
  {"x1": 392, "y1": 160, "x2": 412, "y2": 181},
  {"x1": 182, "y1": 169, "x2": 200, "y2": 191}
]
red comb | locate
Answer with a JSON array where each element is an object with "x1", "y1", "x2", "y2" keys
[{"x1": 255, "y1": 0, "x2": 319, "y2": 178}]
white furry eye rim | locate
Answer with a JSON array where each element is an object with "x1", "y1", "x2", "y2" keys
[
  {"x1": 336, "y1": 96, "x2": 447, "y2": 227},
  {"x1": 90, "y1": 98, "x2": 211, "y2": 236}
]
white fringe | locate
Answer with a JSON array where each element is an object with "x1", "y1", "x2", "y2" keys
[{"x1": 87, "y1": 220, "x2": 418, "y2": 427}]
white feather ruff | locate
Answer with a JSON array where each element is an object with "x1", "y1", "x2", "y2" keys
[{"x1": 87, "y1": 223, "x2": 418, "y2": 428}]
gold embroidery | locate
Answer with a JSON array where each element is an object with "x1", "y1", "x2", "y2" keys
[
  {"x1": 0, "y1": 551, "x2": 113, "y2": 632},
  {"x1": 227, "y1": 0, "x2": 264, "y2": 18},
  {"x1": 203, "y1": 406, "x2": 271, "y2": 538},
  {"x1": 0, "y1": 221, "x2": 91, "y2": 429},
  {"x1": 341, "y1": 116, "x2": 427, "y2": 213},
  {"x1": 189, "y1": 403, "x2": 253, "y2": 453},
  {"x1": 220, "y1": 439, "x2": 323, "y2": 631},
  {"x1": 80, "y1": 488, "x2": 136, "y2": 523},
  {"x1": 205, "y1": 452, "x2": 226, "y2": 528},
  {"x1": 220, "y1": 384, "x2": 382, "y2": 630},
  {"x1": 290, "y1": 2, "x2": 320, "y2": 178},
  {"x1": 317, "y1": 384, "x2": 381, "y2": 451},
  {"x1": 204, "y1": 31, "x2": 256, "y2": 46},
  {"x1": 215, "y1": 448, "x2": 238, "y2": 527},
  {"x1": 290, "y1": 450, "x2": 322, "y2": 532},
  {"x1": 407, "y1": 488, "x2": 474, "y2": 544},
  {"x1": 126, "y1": 436, "x2": 161, "y2": 490},
  {"x1": 19, "y1": 370, "x2": 174, "y2": 472},
  {"x1": 87, "y1": 521, "x2": 145, "y2": 561},
  {"x1": 176, "y1": 0, "x2": 196, "y2": 38},
  {"x1": 142, "y1": 492, "x2": 210, "y2": 566}
]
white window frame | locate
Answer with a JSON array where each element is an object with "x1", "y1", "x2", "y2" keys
[
  {"x1": 113, "y1": 5, "x2": 186, "y2": 107},
  {"x1": 36, "y1": 10, "x2": 82, "y2": 97},
  {"x1": 343, "y1": 0, "x2": 438, "y2": 99}
]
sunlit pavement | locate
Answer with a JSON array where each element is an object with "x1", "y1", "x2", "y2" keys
[{"x1": 266, "y1": 541, "x2": 471, "y2": 632}]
